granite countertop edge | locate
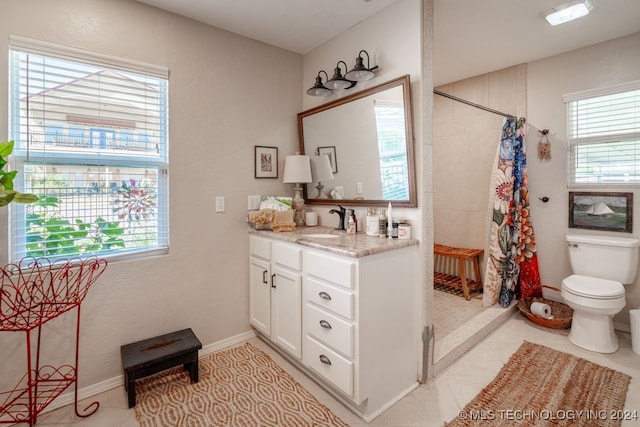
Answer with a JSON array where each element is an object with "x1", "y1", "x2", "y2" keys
[{"x1": 248, "y1": 225, "x2": 419, "y2": 258}]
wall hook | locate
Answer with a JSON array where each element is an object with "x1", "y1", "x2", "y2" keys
[{"x1": 539, "y1": 196, "x2": 550, "y2": 203}]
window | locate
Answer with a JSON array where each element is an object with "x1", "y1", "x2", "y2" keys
[
  {"x1": 565, "y1": 81, "x2": 640, "y2": 185},
  {"x1": 9, "y1": 36, "x2": 169, "y2": 263},
  {"x1": 374, "y1": 100, "x2": 409, "y2": 200}
]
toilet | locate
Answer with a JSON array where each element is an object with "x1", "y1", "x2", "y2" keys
[{"x1": 561, "y1": 234, "x2": 640, "y2": 353}]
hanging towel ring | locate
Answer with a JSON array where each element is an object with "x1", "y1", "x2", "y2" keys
[{"x1": 538, "y1": 129, "x2": 551, "y2": 160}]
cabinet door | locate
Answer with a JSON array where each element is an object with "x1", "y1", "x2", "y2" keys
[
  {"x1": 272, "y1": 266, "x2": 302, "y2": 359},
  {"x1": 249, "y1": 257, "x2": 271, "y2": 337}
]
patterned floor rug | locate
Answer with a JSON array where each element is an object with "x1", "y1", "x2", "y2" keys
[
  {"x1": 133, "y1": 342, "x2": 349, "y2": 426},
  {"x1": 446, "y1": 341, "x2": 631, "y2": 426}
]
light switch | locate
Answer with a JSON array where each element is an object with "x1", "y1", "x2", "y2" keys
[
  {"x1": 356, "y1": 182, "x2": 363, "y2": 194},
  {"x1": 215, "y1": 196, "x2": 225, "y2": 213}
]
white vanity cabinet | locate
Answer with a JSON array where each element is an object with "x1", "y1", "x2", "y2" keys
[
  {"x1": 249, "y1": 231, "x2": 420, "y2": 421},
  {"x1": 249, "y1": 235, "x2": 302, "y2": 359}
]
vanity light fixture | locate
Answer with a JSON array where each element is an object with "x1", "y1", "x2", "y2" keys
[
  {"x1": 307, "y1": 50, "x2": 379, "y2": 96},
  {"x1": 306, "y1": 70, "x2": 332, "y2": 96},
  {"x1": 283, "y1": 154, "x2": 313, "y2": 226},
  {"x1": 544, "y1": 0, "x2": 594, "y2": 26},
  {"x1": 310, "y1": 154, "x2": 334, "y2": 199},
  {"x1": 325, "y1": 61, "x2": 356, "y2": 90},
  {"x1": 345, "y1": 50, "x2": 379, "y2": 81}
]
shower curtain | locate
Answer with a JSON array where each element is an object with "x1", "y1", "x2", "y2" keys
[{"x1": 483, "y1": 117, "x2": 542, "y2": 308}]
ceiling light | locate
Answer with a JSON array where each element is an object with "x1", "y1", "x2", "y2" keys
[{"x1": 544, "y1": 0, "x2": 594, "y2": 26}]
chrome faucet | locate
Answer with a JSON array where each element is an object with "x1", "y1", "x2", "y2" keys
[{"x1": 329, "y1": 205, "x2": 347, "y2": 230}]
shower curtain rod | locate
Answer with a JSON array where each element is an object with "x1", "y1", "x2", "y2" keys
[{"x1": 433, "y1": 89, "x2": 517, "y2": 119}]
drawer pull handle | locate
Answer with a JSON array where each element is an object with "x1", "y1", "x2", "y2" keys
[
  {"x1": 271, "y1": 273, "x2": 276, "y2": 288},
  {"x1": 318, "y1": 291, "x2": 332, "y2": 301},
  {"x1": 319, "y1": 354, "x2": 332, "y2": 366},
  {"x1": 319, "y1": 320, "x2": 332, "y2": 329},
  {"x1": 262, "y1": 270, "x2": 268, "y2": 284}
]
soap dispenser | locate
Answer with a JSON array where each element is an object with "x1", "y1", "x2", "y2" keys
[{"x1": 347, "y1": 210, "x2": 356, "y2": 235}]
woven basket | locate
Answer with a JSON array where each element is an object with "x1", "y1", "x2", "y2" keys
[{"x1": 518, "y1": 296, "x2": 573, "y2": 329}]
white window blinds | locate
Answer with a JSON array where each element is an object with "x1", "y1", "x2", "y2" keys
[
  {"x1": 9, "y1": 36, "x2": 169, "y2": 263},
  {"x1": 565, "y1": 81, "x2": 640, "y2": 185}
]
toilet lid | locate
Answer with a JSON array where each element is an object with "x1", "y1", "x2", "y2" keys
[{"x1": 562, "y1": 275, "x2": 625, "y2": 299}]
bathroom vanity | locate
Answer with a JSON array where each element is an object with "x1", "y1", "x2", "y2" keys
[{"x1": 248, "y1": 226, "x2": 420, "y2": 421}]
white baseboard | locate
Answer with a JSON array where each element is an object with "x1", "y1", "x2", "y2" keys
[{"x1": 43, "y1": 329, "x2": 257, "y2": 414}]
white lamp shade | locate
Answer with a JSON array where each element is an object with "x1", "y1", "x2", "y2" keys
[
  {"x1": 283, "y1": 154, "x2": 312, "y2": 183},
  {"x1": 310, "y1": 154, "x2": 334, "y2": 183}
]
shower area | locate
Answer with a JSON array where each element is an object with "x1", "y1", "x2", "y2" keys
[{"x1": 432, "y1": 64, "x2": 529, "y2": 372}]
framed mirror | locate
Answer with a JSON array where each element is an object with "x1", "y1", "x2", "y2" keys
[{"x1": 298, "y1": 74, "x2": 416, "y2": 207}]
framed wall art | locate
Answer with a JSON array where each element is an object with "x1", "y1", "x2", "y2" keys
[
  {"x1": 568, "y1": 191, "x2": 633, "y2": 233},
  {"x1": 318, "y1": 146, "x2": 337, "y2": 173},
  {"x1": 254, "y1": 146, "x2": 278, "y2": 179}
]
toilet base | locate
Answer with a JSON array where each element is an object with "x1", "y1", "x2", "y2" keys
[{"x1": 568, "y1": 310, "x2": 619, "y2": 353}]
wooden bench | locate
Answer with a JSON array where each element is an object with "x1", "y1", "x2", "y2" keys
[
  {"x1": 121, "y1": 328, "x2": 202, "y2": 408},
  {"x1": 434, "y1": 244, "x2": 484, "y2": 300}
]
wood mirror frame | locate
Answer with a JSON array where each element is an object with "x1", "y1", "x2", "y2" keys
[{"x1": 297, "y1": 74, "x2": 416, "y2": 207}]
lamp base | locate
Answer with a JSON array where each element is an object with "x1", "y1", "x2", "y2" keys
[
  {"x1": 292, "y1": 187, "x2": 306, "y2": 227},
  {"x1": 315, "y1": 183, "x2": 328, "y2": 199}
]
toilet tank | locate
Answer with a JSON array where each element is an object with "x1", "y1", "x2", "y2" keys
[{"x1": 566, "y1": 234, "x2": 640, "y2": 284}]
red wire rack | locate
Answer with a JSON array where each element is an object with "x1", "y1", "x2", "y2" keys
[{"x1": 0, "y1": 257, "x2": 107, "y2": 426}]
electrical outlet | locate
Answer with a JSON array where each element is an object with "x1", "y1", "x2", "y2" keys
[
  {"x1": 215, "y1": 196, "x2": 225, "y2": 213},
  {"x1": 248, "y1": 195, "x2": 261, "y2": 210}
]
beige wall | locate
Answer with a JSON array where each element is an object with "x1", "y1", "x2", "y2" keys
[
  {"x1": 434, "y1": 65, "x2": 526, "y2": 253},
  {"x1": 301, "y1": 0, "x2": 424, "y2": 234},
  {"x1": 528, "y1": 32, "x2": 640, "y2": 328},
  {"x1": 0, "y1": 0, "x2": 302, "y2": 391}
]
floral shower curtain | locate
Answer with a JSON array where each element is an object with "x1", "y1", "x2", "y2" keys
[{"x1": 483, "y1": 117, "x2": 542, "y2": 308}]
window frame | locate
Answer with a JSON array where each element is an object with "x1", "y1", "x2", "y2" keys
[
  {"x1": 8, "y1": 35, "x2": 170, "y2": 264},
  {"x1": 564, "y1": 80, "x2": 640, "y2": 187}
]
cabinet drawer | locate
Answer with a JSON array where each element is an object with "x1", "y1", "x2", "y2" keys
[
  {"x1": 305, "y1": 251, "x2": 355, "y2": 289},
  {"x1": 305, "y1": 303, "x2": 353, "y2": 357},
  {"x1": 273, "y1": 242, "x2": 302, "y2": 271},
  {"x1": 304, "y1": 336, "x2": 353, "y2": 397},
  {"x1": 250, "y1": 235, "x2": 271, "y2": 260},
  {"x1": 304, "y1": 278, "x2": 354, "y2": 320}
]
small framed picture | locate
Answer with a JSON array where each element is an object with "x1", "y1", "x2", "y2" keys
[
  {"x1": 255, "y1": 146, "x2": 278, "y2": 179},
  {"x1": 569, "y1": 191, "x2": 633, "y2": 233},
  {"x1": 318, "y1": 146, "x2": 338, "y2": 173}
]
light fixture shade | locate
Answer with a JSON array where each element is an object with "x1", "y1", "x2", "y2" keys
[
  {"x1": 307, "y1": 75, "x2": 332, "y2": 96},
  {"x1": 544, "y1": 0, "x2": 593, "y2": 26},
  {"x1": 345, "y1": 51, "x2": 375, "y2": 81},
  {"x1": 310, "y1": 154, "x2": 334, "y2": 183},
  {"x1": 283, "y1": 155, "x2": 312, "y2": 184},
  {"x1": 325, "y1": 61, "x2": 354, "y2": 90},
  {"x1": 307, "y1": 71, "x2": 332, "y2": 97}
]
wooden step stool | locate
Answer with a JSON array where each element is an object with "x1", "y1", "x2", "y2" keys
[
  {"x1": 121, "y1": 328, "x2": 202, "y2": 408},
  {"x1": 434, "y1": 244, "x2": 484, "y2": 300}
]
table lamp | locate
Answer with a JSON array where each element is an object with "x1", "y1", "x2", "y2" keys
[
  {"x1": 310, "y1": 154, "x2": 334, "y2": 199},
  {"x1": 283, "y1": 154, "x2": 312, "y2": 226}
]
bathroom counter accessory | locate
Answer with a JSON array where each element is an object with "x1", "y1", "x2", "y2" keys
[
  {"x1": 249, "y1": 225, "x2": 418, "y2": 258},
  {"x1": 434, "y1": 244, "x2": 483, "y2": 300}
]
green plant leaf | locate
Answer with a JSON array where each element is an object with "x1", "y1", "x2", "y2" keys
[
  {"x1": 0, "y1": 140, "x2": 14, "y2": 158},
  {"x1": 13, "y1": 192, "x2": 39, "y2": 203}
]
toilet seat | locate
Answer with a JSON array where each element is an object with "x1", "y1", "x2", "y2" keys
[{"x1": 562, "y1": 274, "x2": 624, "y2": 299}]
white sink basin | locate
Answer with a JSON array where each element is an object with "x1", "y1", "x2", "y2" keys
[{"x1": 302, "y1": 233, "x2": 340, "y2": 239}]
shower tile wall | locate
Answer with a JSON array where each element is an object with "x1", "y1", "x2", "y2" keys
[{"x1": 433, "y1": 65, "x2": 527, "y2": 271}]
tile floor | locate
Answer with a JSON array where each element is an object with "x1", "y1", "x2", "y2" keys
[{"x1": 37, "y1": 313, "x2": 640, "y2": 426}]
